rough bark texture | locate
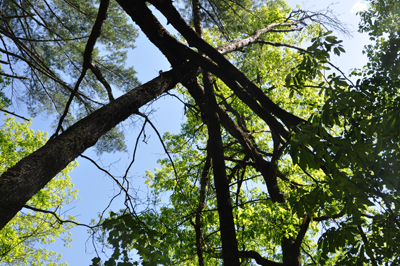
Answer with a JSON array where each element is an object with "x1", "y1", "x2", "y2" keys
[{"x1": 0, "y1": 65, "x2": 197, "y2": 229}]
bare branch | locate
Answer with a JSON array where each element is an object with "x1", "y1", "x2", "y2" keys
[
  {"x1": 0, "y1": 108, "x2": 30, "y2": 121},
  {"x1": 255, "y1": 40, "x2": 308, "y2": 52},
  {"x1": 135, "y1": 111, "x2": 196, "y2": 212},
  {"x1": 0, "y1": 72, "x2": 29, "y2": 80},
  {"x1": 22, "y1": 204, "x2": 94, "y2": 229},
  {"x1": 216, "y1": 21, "x2": 303, "y2": 55},
  {"x1": 0, "y1": 14, "x2": 35, "y2": 20},
  {"x1": 80, "y1": 155, "x2": 128, "y2": 196}
]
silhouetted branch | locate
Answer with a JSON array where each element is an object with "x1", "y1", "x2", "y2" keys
[{"x1": 0, "y1": 108, "x2": 30, "y2": 121}]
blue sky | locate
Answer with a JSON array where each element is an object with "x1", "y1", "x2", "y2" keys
[{"x1": 3, "y1": 0, "x2": 372, "y2": 265}]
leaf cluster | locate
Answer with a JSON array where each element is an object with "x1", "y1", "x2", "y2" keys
[{"x1": 0, "y1": 117, "x2": 78, "y2": 265}]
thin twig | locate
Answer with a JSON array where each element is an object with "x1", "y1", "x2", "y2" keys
[
  {"x1": 22, "y1": 204, "x2": 94, "y2": 229},
  {"x1": 0, "y1": 108, "x2": 30, "y2": 121},
  {"x1": 80, "y1": 154, "x2": 140, "y2": 221},
  {"x1": 51, "y1": 0, "x2": 111, "y2": 137},
  {"x1": 136, "y1": 111, "x2": 196, "y2": 212},
  {"x1": 0, "y1": 72, "x2": 29, "y2": 79}
]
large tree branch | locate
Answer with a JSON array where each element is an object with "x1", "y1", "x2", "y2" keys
[
  {"x1": 194, "y1": 154, "x2": 210, "y2": 266},
  {"x1": 216, "y1": 25, "x2": 302, "y2": 55},
  {"x1": 0, "y1": 63, "x2": 198, "y2": 230},
  {"x1": 281, "y1": 214, "x2": 311, "y2": 266},
  {"x1": 192, "y1": 3, "x2": 206, "y2": 264},
  {"x1": 194, "y1": 5, "x2": 240, "y2": 261}
]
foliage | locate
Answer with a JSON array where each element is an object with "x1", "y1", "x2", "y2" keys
[
  {"x1": 90, "y1": 211, "x2": 172, "y2": 266},
  {"x1": 1, "y1": 0, "x2": 399, "y2": 265},
  {"x1": 359, "y1": 0, "x2": 400, "y2": 79},
  {"x1": 0, "y1": 88, "x2": 10, "y2": 110},
  {"x1": 287, "y1": 0, "x2": 400, "y2": 264},
  {"x1": 0, "y1": 116, "x2": 78, "y2": 266}
]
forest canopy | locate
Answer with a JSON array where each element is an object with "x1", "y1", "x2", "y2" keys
[{"x1": 0, "y1": 0, "x2": 399, "y2": 265}]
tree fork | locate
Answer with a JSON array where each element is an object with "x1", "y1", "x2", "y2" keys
[
  {"x1": 119, "y1": 0, "x2": 299, "y2": 141},
  {"x1": 183, "y1": 78, "x2": 285, "y2": 203},
  {"x1": 148, "y1": 0, "x2": 305, "y2": 129}
]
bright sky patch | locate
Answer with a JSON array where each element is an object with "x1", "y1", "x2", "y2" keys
[{"x1": 351, "y1": 0, "x2": 371, "y2": 13}]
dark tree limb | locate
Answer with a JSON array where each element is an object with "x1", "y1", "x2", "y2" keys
[
  {"x1": 194, "y1": 153, "x2": 210, "y2": 266},
  {"x1": 116, "y1": 0, "x2": 287, "y2": 202},
  {"x1": 183, "y1": 78, "x2": 285, "y2": 202},
  {"x1": 117, "y1": 0, "x2": 301, "y2": 141},
  {"x1": 192, "y1": 2, "x2": 206, "y2": 264},
  {"x1": 89, "y1": 62, "x2": 115, "y2": 102},
  {"x1": 357, "y1": 225, "x2": 378, "y2": 266},
  {"x1": 202, "y1": 70, "x2": 240, "y2": 265},
  {"x1": 194, "y1": 2, "x2": 241, "y2": 255}
]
